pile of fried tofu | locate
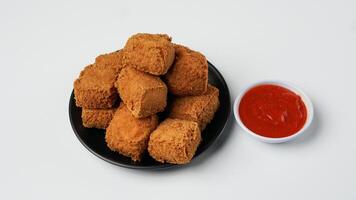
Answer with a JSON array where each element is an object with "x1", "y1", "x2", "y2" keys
[{"x1": 74, "y1": 33, "x2": 220, "y2": 164}]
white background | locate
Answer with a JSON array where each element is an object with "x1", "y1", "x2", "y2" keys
[{"x1": 1, "y1": 0, "x2": 355, "y2": 199}]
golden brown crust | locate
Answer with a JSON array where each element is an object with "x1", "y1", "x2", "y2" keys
[
  {"x1": 116, "y1": 67, "x2": 167, "y2": 118},
  {"x1": 82, "y1": 108, "x2": 116, "y2": 129},
  {"x1": 164, "y1": 44, "x2": 208, "y2": 96},
  {"x1": 169, "y1": 85, "x2": 220, "y2": 130},
  {"x1": 95, "y1": 50, "x2": 125, "y2": 74},
  {"x1": 74, "y1": 64, "x2": 119, "y2": 108},
  {"x1": 148, "y1": 118, "x2": 201, "y2": 164},
  {"x1": 123, "y1": 33, "x2": 175, "y2": 75},
  {"x1": 105, "y1": 103, "x2": 159, "y2": 161}
]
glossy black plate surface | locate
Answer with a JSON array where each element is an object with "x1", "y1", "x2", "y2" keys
[{"x1": 69, "y1": 61, "x2": 231, "y2": 169}]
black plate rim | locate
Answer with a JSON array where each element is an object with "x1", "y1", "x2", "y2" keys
[{"x1": 69, "y1": 61, "x2": 231, "y2": 170}]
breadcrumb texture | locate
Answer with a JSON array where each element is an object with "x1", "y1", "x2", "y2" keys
[
  {"x1": 105, "y1": 104, "x2": 159, "y2": 161},
  {"x1": 169, "y1": 85, "x2": 220, "y2": 130},
  {"x1": 81, "y1": 108, "x2": 116, "y2": 129},
  {"x1": 74, "y1": 64, "x2": 119, "y2": 109},
  {"x1": 116, "y1": 67, "x2": 167, "y2": 118},
  {"x1": 148, "y1": 118, "x2": 201, "y2": 164},
  {"x1": 123, "y1": 33, "x2": 175, "y2": 75},
  {"x1": 164, "y1": 44, "x2": 208, "y2": 96},
  {"x1": 95, "y1": 50, "x2": 125, "y2": 73}
]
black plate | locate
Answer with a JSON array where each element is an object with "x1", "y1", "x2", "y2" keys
[{"x1": 69, "y1": 61, "x2": 231, "y2": 169}]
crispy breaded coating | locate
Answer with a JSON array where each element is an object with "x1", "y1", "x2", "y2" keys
[
  {"x1": 74, "y1": 64, "x2": 119, "y2": 108},
  {"x1": 105, "y1": 103, "x2": 159, "y2": 161},
  {"x1": 81, "y1": 107, "x2": 116, "y2": 129},
  {"x1": 123, "y1": 33, "x2": 175, "y2": 75},
  {"x1": 148, "y1": 118, "x2": 201, "y2": 164},
  {"x1": 116, "y1": 67, "x2": 167, "y2": 118},
  {"x1": 164, "y1": 44, "x2": 208, "y2": 96},
  {"x1": 95, "y1": 50, "x2": 125, "y2": 73},
  {"x1": 169, "y1": 85, "x2": 220, "y2": 130}
]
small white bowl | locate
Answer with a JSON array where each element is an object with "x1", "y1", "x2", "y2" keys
[{"x1": 233, "y1": 80, "x2": 314, "y2": 143}]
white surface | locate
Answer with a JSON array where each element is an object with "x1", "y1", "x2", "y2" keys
[
  {"x1": 1, "y1": 0, "x2": 355, "y2": 199},
  {"x1": 233, "y1": 80, "x2": 314, "y2": 143}
]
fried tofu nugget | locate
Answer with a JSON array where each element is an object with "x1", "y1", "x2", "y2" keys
[
  {"x1": 82, "y1": 108, "x2": 116, "y2": 129},
  {"x1": 164, "y1": 44, "x2": 208, "y2": 96},
  {"x1": 148, "y1": 118, "x2": 201, "y2": 164},
  {"x1": 123, "y1": 33, "x2": 175, "y2": 75},
  {"x1": 74, "y1": 64, "x2": 119, "y2": 108},
  {"x1": 169, "y1": 85, "x2": 220, "y2": 130},
  {"x1": 116, "y1": 67, "x2": 167, "y2": 118},
  {"x1": 105, "y1": 103, "x2": 159, "y2": 161},
  {"x1": 95, "y1": 50, "x2": 125, "y2": 73}
]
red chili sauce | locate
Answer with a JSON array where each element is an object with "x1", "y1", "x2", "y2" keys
[{"x1": 239, "y1": 84, "x2": 307, "y2": 138}]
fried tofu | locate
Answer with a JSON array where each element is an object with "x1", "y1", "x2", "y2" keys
[
  {"x1": 123, "y1": 33, "x2": 175, "y2": 75},
  {"x1": 105, "y1": 103, "x2": 159, "y2": 161},
  {"x1": 164, "y1": 44, "x2": 208, "y2": 96},
  {"x1": 74, "y1": 64, "x2": 119, "y2": 108},
  {"x1": 95, "y1": 50, "x2": 125, "y2": 73},
  {"x1": 148, "y1": 118, "x2": 201, "y2": 164},
  {"x1": 169, "y1": 85, "x2": 220, "y2": 130},
  {"x1": 81, "y1": 107, "x2": 116, "y2": 129},
  {"x1": 116, "y1": 67, "x2": 167, "y2": 118}
]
